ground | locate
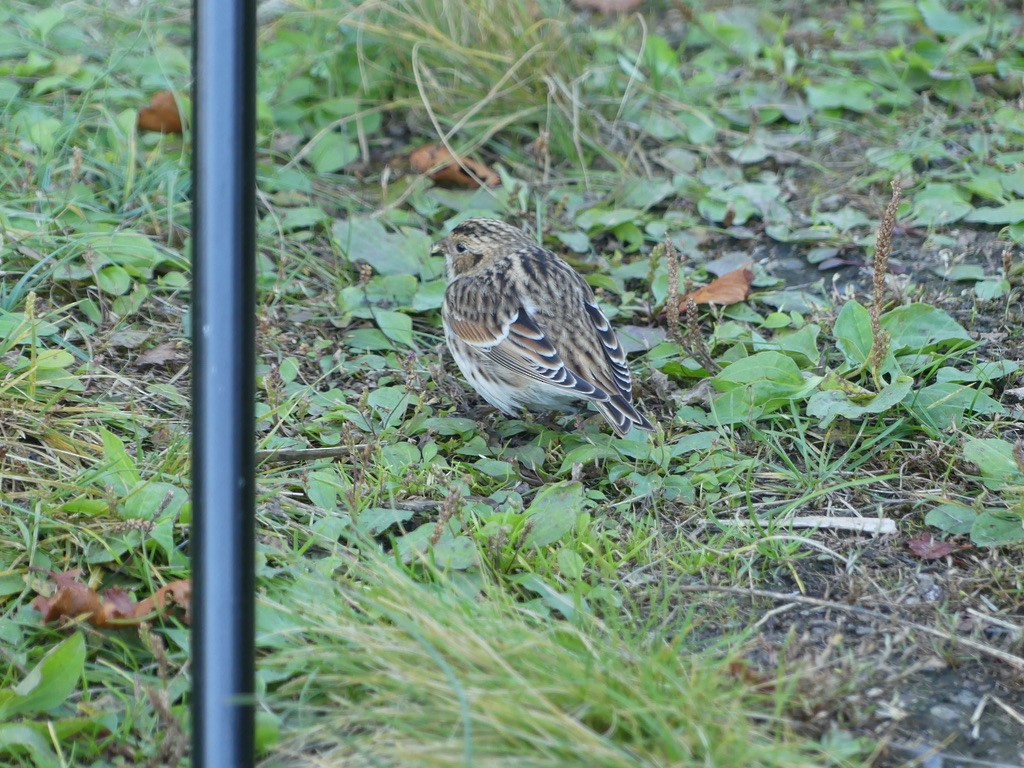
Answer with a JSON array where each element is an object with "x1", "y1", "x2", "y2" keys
[{"x1": 0, "y1": 0, "x2": 1022, "y2": 766}]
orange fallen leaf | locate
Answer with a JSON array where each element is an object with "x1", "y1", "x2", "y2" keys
[
  {"x1": 681, "y1": 263, "x2": 754, "y2": 307},
  {"x1": 408, "y1": 143, "x2": 500, "y2": 188},
  {"x1": 571, "y1": 0, "x2": 643, "y2": 12},
  {"x1": 32, "y1": 568, "x2": 191, "y2": 628},
  {"x1": 136, "y1": 579, "x2": 192, "y2": 624},
  {"x1": 138, "y1": 91, "x2": 184, "y2": 134}
]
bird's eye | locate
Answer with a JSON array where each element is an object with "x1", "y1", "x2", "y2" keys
[{"x1": 455, "y1": 242, "x2": 468, "y2": 254}]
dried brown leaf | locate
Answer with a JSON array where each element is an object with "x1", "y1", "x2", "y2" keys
[
  {"x1": 32, "y1": 569, "x2": 191, "y2": 628},
  {"x1": 136, "y1": 342, "x2": 180, "y2": 369},
  {"x1": 907, "y1": 533, "x2": 957, "y2": 560},
  {"x1": 681, "y1": 263, "x2": 754, "y2": 307},
  {"x1": 408, "y1": 143, "x2": 499, "y2": 188},
  {"x1": 138, "y1": 91, "x2": 184, "y2": 134}
]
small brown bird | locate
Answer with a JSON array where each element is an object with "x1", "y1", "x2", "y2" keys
[{"x1": 434, "y1": 218, "x2": 654, "y2": 437}]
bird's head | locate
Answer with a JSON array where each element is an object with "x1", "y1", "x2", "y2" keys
[{"x1": 432, "y1": 218, "x2": 533, "y2": 278}]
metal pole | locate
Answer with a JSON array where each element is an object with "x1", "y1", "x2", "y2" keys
[{"x1": 191, "y1": 0, "x2": 256, "y2": 762}]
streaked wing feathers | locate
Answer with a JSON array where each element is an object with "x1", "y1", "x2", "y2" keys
[{"x1": 445, "y1": 277, "x2": 603, "y2": 399}]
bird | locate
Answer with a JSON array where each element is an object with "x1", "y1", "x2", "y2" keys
[{"x1": 433, "y1": 217, "x2": 654, "y2": 437}]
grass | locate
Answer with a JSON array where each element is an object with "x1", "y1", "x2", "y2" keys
[{"x1": 1, "y1": 0, "x2": 1024, "y2": 766}]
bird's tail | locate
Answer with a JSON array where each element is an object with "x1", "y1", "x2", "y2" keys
[{"x1": 596, "y1": 395, "x2": 654, "y2": 437}]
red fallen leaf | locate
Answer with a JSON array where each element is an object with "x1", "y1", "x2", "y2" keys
[
  {"x1": 138, "y1": 91, "x2": 184, "y2": 134},
  {"x1": 907, "y1": 533, "x2": 957, "y2": 560},
  {"x1": 32, "y1": 569, "x2": 191, "y2": 628},
  {"x1": 408, "y1": 143, "x2": 500, "y2": 188},
  {"x1": 681, "y1": 263, "x2": 754, "y2": 307},
  {"x1": 571, "y1": 0, "x2": 643, "y2": 12},
  {"x1": 136, "y1": 342, "x2": 180, "y2": 369}
]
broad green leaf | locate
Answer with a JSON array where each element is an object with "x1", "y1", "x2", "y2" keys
[
  {"x1": 367, "y1": 386, "x2": 416, "y2": 430},
  {"x1": 936, "y1": 360, "x2": 1018, "y2": 384},
  {"x1": 98, "y1": 428, "x2": 140, "y2": 495},
  {"x1": 307, "y1": 133, "x2": 358, "y2": 174},
  {"x1": 963, "y1": 438, "x2": 1024, "y2": 491},
  {"x1": 925, "y1": 503, "x2": 975, "y2": 535},
  {"x1": 712, "y1": 352, "x2": 821, "y2": 423},
  {"x1": 880, "y1": 304, "x2": 972, "y2": 353},
  {"x1": 0, "y1": 311, "x2": 60, "y2": 343},
  {"x1": 0, "y1": 724, "x2": 59, "y2": 768},
  {"x1": 575, "y1": 207, "x2": 642, "y2": 231},
  {"x1": 333, "y1": 217, "x2": 431, "y2": 277},
  {"x1": 431, "y1": 534, "x2": 477, "y2": 570},
  {"x1": 833, "y1": 301, "x2": 873, "y2": 367},
  {"x1": 523, "y1": 481, "x2": 585, "y2": 548},
  {"x1": 0, "y1": 633, "x2": 85, "y2": 720},
  {"x1": 911, "y1": 183, "x2": 972, "y2": 227},
  {"x1": 965, "y1": 200, "x2": 1024, "y2": 225},
  {"x1": 907, "y1": 383, "x2": 1004, "y2": 430},
  {"x1": 95, "y1": 265, "x2": 132, "y2": 295},
  {"x1": 514, "y1": 573, "x2": 586, "y2": 621},
  {"x1": 121, "y1": 481, "x2": 187, "y2": 521},
  {"x1": 357, "y1": 507, "x2": 414, "y2": 536},
  {"x1": 971, "y1": 510, "x2": 1024, "y2": 547},
  {"x1": 974, "y1": 278, "x2": 1010, "y2": 300},
  {"x1": 373, "y1": 309, "x2": 413, "y2": 347},
  {"x1": 556, "y1": 548, "x2": 585, "y2": 580},
  {"x1": 807, "y1": 375, "x2": 913, "y2": 427}
]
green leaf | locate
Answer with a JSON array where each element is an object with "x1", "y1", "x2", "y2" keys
[
  {"x1": 98, "y1": 428, "x2": 140, "y2": 495},
  {"x1": 514, "y1": 573, "x2": 586, "y2": 621},
  {"x1": 357, "y1": 507, "x2": 414, "y2": 536},
  {"x1": 712, "y1": 352, "x2": 821, "y2": 423},
  {"x1": 0, "y1": 724, "x2": 59, "y2": 768},
  {"x1": 306, "y1": 133, "x2": 359, "y2": 174},
  {"x1": 974, "y1": 278, "x2": 1010, "y2": 300},
  {"x1": 367, "y1": 386, "x2": 416, "y2": 430},
  {"x1": 880, "y1": 304, "x2": 972, "y2": 353},
  {"x1": 805, "y1": 79, "x2": 874, "y2": 113},
  {"x1": 918, "y1": 0, "x2": 980, "y2": 36},
  {"x1": 431, "y1": 534, "x2": 477, "y2": 570},
  {"x1": 925, "y1": 503, "x2": 976, "y2": 535},
  {"x1": 965, "y1": 200, "x2": 1024, "y2": 225},
  {"x1": 963, "y1": 438, "x2": 1024, "y2": 491},
  {"x1": 807, "y1": 375, "x2": 913, "y2": 427},
  {"x1": 907, "y1": 383, "x2": 1004, "y2": 430},
  {"x1": 911, "y1": 183, "x2": 972, "y2": 227},
  {"x1": 971, "y1": 510, "x2": 1024, "y2": 547},
  {"x1": 121, "y1": 481, "x2": 187, "y2": 521},
  {"x1": 523, "y1": 481, "x2": 585, "y2": 548},
  {"x1": 575, "y1": 207, "x2": 642, "y2": 231},
  {"x1": 0, "y1": 311, "x2": 60, "y2": 343},
  {"x1": 833, "y1": 301, "x2": 874, "y2": 368},
  {"x1": 94, "y1": 265, "x2": 132, "y2": 295},
  {"x1": 556, "y1": 548, "x2": 585, "y2": 580},
  {"x1": 0, "y1": 633, "x2": 85, "y2": 720},
  {"x1": 372, "y1": 310, "x2": 414, "y2": 347},
  {"x1": 333, "y1": 217, "x2": 432, "y2": 277}
]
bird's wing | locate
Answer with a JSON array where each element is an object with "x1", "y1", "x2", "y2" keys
[
  {"x1": 581, "y1": 299, "x2": 633, "y2": 398},
  {"x1": 444, "y1": 276, "x2": 603, "y2": 398}
]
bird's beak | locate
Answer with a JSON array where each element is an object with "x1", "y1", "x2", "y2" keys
[{"x1": 430, "y1": 240, "x2": 446, "y2": 257}]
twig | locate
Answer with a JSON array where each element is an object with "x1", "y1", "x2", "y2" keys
[
  {"x1": 255, "y1": 445, "x2": 368, "y2": 464},
  {"x1": 722, "y1": 516, "x2": 896, "y2": 535},
  {"x1": 674, "y1": 583, "x2": 1024, "y2": 672}
]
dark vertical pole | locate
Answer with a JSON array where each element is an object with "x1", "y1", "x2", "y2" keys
[{"x1": 191, "y1": 0, "x2": 256, "y2": 762}]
